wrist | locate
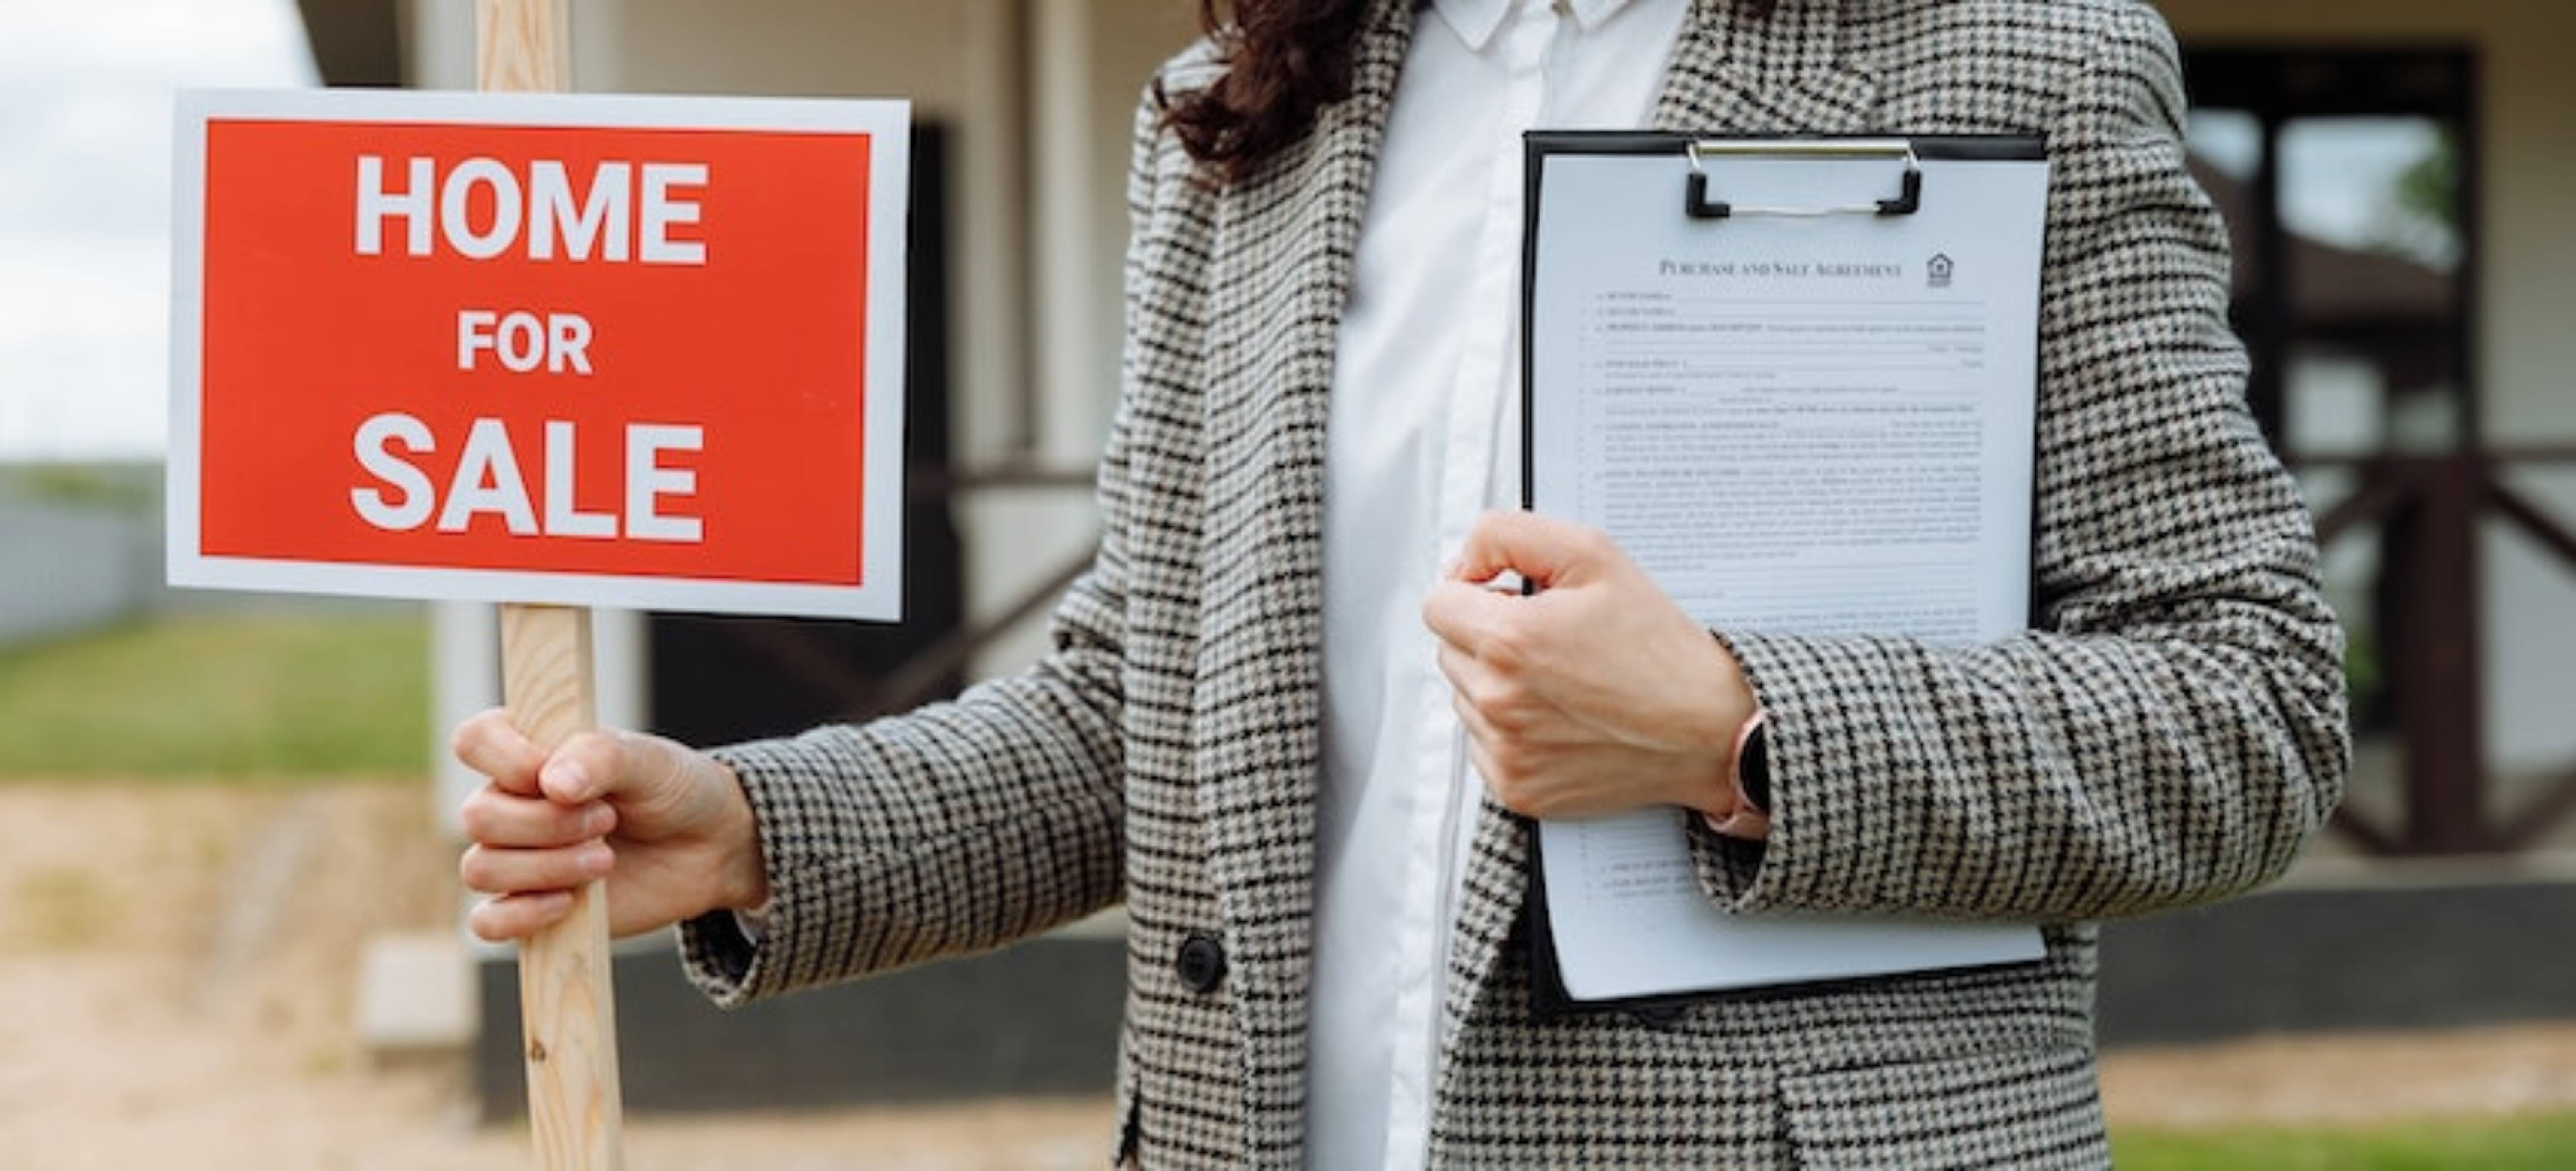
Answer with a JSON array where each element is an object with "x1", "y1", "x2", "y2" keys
[
  {"x1": 710, "y1": 760, "x2": 772, "y2": 913},
  {"x1": 1685, "y1": 633, "x2": 1759, "y2": 754},
  {"x1": 1671, "y1": 709, "x2": 1762, "y2": 815},
  {"x1": 1662, "y1": 638, "x2": 1759, "y2": 812}
]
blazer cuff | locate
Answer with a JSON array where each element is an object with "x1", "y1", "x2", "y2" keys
[
  {"x1": 1688, "y1": 629, "x2": 1801, "y2": 910},
  {"x1": 676, "y1": 908, "x2": 759, "y2": 991},
  {"x1": 673, "y1": 737, "x2": 860, "y2": 1007}
]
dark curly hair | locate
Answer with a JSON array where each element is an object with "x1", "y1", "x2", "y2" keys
[{"x1": 1160, "y1": 0, "x2": 1777, "y2": 183}]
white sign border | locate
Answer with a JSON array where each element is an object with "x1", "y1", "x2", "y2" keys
[{"x1": 168, "y1": 88, "x2": 911, "y2": 622}]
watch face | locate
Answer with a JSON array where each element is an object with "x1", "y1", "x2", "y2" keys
[{"x1": 1740, "y1": 727, "x2": 1771, "y2": 812}]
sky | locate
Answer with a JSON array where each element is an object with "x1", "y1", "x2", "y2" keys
[{"x1": 0, "y1": 0, "x2": 316, "y2": 461}]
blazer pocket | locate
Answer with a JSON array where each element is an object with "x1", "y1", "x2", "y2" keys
[{"x1": 1780, "y1": 1043, "x2": 2110, "y2": 1170}]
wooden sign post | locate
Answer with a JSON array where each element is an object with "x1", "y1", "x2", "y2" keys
[
  {"x1": 500, "y1": 603, "x2": 620, "y2": 1167},
  {"x1": 167, "y1": 16, "x2": 911, "y2": 1169},
  {"x1": 474, "y1": 5, "x2": 624, "y2": 1167}
]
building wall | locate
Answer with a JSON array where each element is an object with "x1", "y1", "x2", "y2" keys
[{"x1": 2158, "y1": 0, "x2": 2576, "y2": 775}]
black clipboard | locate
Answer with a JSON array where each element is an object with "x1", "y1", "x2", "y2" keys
[{"x1": 1516, "y1": 132, "x2": 2051, "y2": 1016}]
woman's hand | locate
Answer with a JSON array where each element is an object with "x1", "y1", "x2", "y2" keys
[
  {"x1": 1422, "y1": 511, "x2": 1758, "y2": 821},
  {"x1": 453, "y1": 710, "x2": 769, "y2": 941}
]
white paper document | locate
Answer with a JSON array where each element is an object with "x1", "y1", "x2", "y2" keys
[{"x1": 1523, "y1": 136, "x2": 2051, "y2": 1003}]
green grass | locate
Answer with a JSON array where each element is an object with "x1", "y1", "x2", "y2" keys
[
  {"x1": 0, "y1": 608, "x2": 429, "y2": 780},
  {"x1": 2115, "y1": 1113, "x2": 2576, "y2": 1170}
]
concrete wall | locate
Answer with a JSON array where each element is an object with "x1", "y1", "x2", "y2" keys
[
  {"x1": 2159, "y1": 0, "x2": 2576, "y2": 776},
  {"x1": 0, "y1": 498, "x2": 152, "y2": 646}
]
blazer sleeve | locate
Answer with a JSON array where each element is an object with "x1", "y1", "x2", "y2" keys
[
  {"x1": 675, "y1": 90, "x2": 1182, "y2": 1005},
  {"x1": 1684, "y1": 3, "x2": 2351, "y2": 923}
]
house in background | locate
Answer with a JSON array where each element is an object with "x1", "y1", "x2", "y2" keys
[
  {"x1": 294, "y1": 0, "x2": 2576, "y2": 1115},
  {"x1": 2157, "y1": 0, "x2": 2576, "y2": 857}
]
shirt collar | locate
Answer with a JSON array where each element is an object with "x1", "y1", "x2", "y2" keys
[{"x1": 1431, "y1": 0, "x2": 1639, "y2": 53}]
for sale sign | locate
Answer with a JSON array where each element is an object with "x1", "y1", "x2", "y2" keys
[{"x1": 169, "y1": 91, "x2": 910, "y2": 619}]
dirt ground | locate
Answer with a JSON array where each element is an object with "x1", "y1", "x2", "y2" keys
[{"x1": 2, "y1": 779, "x2": 2572, "y2": 1169}]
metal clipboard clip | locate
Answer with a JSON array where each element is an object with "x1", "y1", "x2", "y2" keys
[{"x1": 1683, "y1": 138, "x2": 1924, "y2": 219}]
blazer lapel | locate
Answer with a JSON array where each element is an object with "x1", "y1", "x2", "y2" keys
[
  {"x1": 1193, "y1": 0, "x2": 1414, "y2": 1150},
  {"x1": 1438, "y1": 0, "x2": 1882, "y2": 1055},
  {"x1": 1656, "y1": 0, "x2": 1880, "y2": 134}
]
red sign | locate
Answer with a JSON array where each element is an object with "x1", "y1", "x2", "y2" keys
[{"x1": 170, "y1": 91, "x2": 910, "y2": 619}]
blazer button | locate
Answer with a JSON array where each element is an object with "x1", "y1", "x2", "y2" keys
[{"x1": 1175, "y1": 933, "x2": 1227, "y2": 994}]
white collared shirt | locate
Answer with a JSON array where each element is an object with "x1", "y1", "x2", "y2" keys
[{"x1": 1308, "y1": 0, "x2": 1688, "y2": 1165}]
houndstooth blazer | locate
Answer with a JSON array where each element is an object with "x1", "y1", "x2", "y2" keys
[{"x1": 679, "y1": 0, "x2": 2351, "y2": 1165}]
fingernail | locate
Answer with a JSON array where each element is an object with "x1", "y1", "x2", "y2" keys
[
  {"x1": 581, "y1": 843, "x2": 614, "y2": 876},
  {"x1": 584, "y1": 806, "x2": 615, "y2": 835},
  {"x1": 544, "y1": 759, "x2": 591, "y2": 800}
]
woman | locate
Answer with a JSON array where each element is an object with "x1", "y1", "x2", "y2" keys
[{"x1": 454, "y1": 0, "x2": 2349, "y2": 1165}]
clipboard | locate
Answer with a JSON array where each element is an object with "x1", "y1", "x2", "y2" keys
[{"x1": 1516, "y1": 132, "x2": 2053, "y2": 1014}]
